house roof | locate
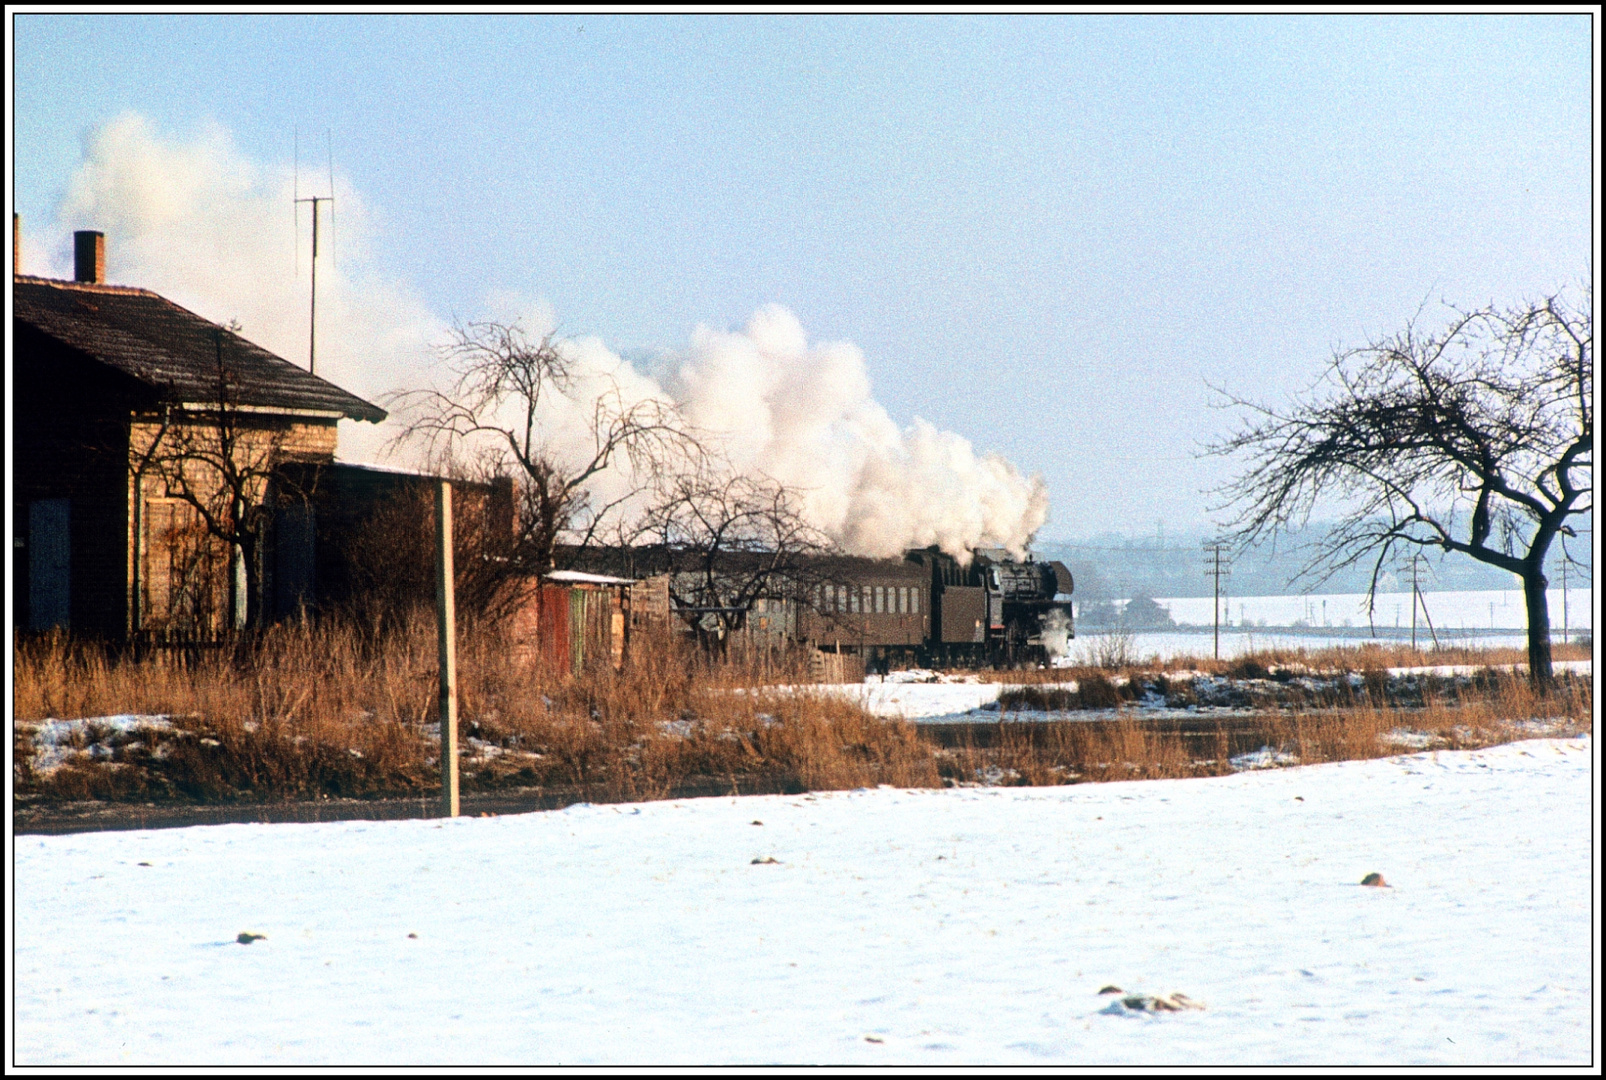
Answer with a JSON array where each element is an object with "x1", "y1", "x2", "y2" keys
[{"x1": 13, "y1": 275, "x2": 387, "y2": 423}]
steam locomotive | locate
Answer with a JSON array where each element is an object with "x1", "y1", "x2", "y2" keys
[
  {"x1": 900, "y1": 546, "x2": 1074, "y2": 667},
  {"x1": 772, "y1": 546, "x2": 1075, "y2": 669}
]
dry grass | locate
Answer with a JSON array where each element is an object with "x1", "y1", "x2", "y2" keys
[
  {"x1": 977, "y1": 637, "x2": 1593, "y2": 683},
  {"x1": 959, "y1": 664, "x2": 1592, "y2": 786},
  {"x1": 12, "y1": 621, "x2": 1592, "y2": 810},
  {"x1": 12, "y1": 616, "x2": 937, "y2": 806}
]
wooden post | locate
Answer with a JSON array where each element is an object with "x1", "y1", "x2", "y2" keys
[{"x1": 435, "y1": 480, "x2": 459, "y2": 818}]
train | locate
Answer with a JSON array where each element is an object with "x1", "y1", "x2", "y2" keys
[
  {"x1": 558, "y1": 540, "x2": 1075, "y2": 671},
  {"x1": 733, "y1": 546, "x2": 1076, "y2": 670}
]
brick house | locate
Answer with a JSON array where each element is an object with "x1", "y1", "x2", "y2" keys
[{"x1": 12, "y1": 230, "x2": 387, "y2": 638}]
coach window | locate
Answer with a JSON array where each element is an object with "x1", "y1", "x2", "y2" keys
[{"x1": 912, "y1": 588, "x2": 920, "y2": 614}]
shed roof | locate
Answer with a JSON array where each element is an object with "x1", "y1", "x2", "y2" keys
[
  {"x1": 13, "y1": 275, "x2": 386, "y2": 423},
  {"x1": 545, "y1": 570, "x2": 638, "y2": 587}
]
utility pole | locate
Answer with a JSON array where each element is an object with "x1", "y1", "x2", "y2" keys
[
  {"x1": 436, "y1": 480, "x2": 459, "y2": 818},
  {"x1": 1203, "y1": 541, "x2": 1231, "y2": 660},
  {"x1": 1404, "y1": 552, "x2": 1440, "y2": 652},
  {"x1": 1559, "y1": 553, "x2": 1569, "y2": 641},
  {"x1": 1409, "y1": 554, "x2": 1419, "y2": 650}
]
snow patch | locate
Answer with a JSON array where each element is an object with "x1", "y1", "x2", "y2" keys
[
  {"x1": 1230, "y1": 745, "x2": 1301, "y2": 771},
  {"x1": 22, "y1": 715, "x2": 174, "y2": 776}
]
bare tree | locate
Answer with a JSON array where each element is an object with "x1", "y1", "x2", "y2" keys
[
  {"x1": 389, "y1": 321, "x2": 700, "y2": 591},
  {"x1": 629, "y1": 470, "x2": 836, "y2": 653},
  {"x1": 135, "y1": 325, "x2": 314, "y2": 635},
  {"x1": 1210, "y1": 285, "x2": 1592, "y2": 686}
]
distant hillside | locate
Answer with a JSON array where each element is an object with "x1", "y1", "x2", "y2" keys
[{"x1": 1036, "y1": 517, "x2": 1593, "y2": 600}]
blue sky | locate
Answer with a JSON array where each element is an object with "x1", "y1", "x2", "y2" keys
[{"x1": 10, "y1": 13, "x2": 1594, "y2": 540}]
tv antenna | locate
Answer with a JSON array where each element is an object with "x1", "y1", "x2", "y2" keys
[{"x1": 294, "y1": 129, "x2": 337, "y2": 375}]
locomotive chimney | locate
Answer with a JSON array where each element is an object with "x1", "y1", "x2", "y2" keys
[{"x1": 74, "y1": 230, "x2": 105, "y2": 284}]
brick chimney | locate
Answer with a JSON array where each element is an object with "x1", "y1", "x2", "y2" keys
[{"x1": 74, "y1": 230, "x2": 105, "y2": 284}]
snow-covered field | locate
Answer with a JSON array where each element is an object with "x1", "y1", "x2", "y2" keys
[
  {"x1": 1154, "y1": 587, "x2": 1593, "y2": 633},
  {"x1": 13, "y1": 737, "x2": 1593, "y2": 1066},
  {"x1": 1087, "y1": 629, "x2": 1543, "y2": 662}
]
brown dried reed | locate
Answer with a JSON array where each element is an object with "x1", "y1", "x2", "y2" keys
[{"x1": 11, "y1": 619, "x2": 1592, "y2": 808}]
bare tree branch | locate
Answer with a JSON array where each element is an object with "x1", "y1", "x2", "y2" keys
[
  {"x1": 1207, "y1": 282, "x2": 1592, "y2": 686},
  {"x1": 624, "y1": 469, "x2": 838, "y2": 653},
  {"x1": 386, "y1": 320, "x2": 704, "y2": 613}
]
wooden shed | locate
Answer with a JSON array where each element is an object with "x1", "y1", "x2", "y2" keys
[{"x1": 508, "y1": 571, "x2": 671, "y2": 675}]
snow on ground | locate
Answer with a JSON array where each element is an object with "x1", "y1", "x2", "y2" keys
[
  {"x1": 13, "y1": 737, "x2": 1592, "y2": 1066},
  {"x1": 821, "y1": 678, "x2": 1018, "y2": 720},
  {"x1": 25, "y1": 715, "x2": 173, "y2": 776},
  {"x1": 1385, "y1": 660, "x2": 1592, "y2": 679},
  {"x1": 1155, "y1": 587, "x2": 1593, "y2": 633},
  {"x1": 799, "y1": 660, "x2": 1593, "y2": 725},
  {"x1": 1088, "y1": 629, "x2": 1549, "y2": 662}
]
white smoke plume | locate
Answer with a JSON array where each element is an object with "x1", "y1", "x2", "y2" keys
[
  {"x1": 34, "y1": 114, "x2": 1050, "y2": 559},
  {"x1": 40, "y1": 113, "x2": 442, "y2": 466},
  {"x1": 665, "y1": 306, "x2": 1049, "y2": 557}
]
